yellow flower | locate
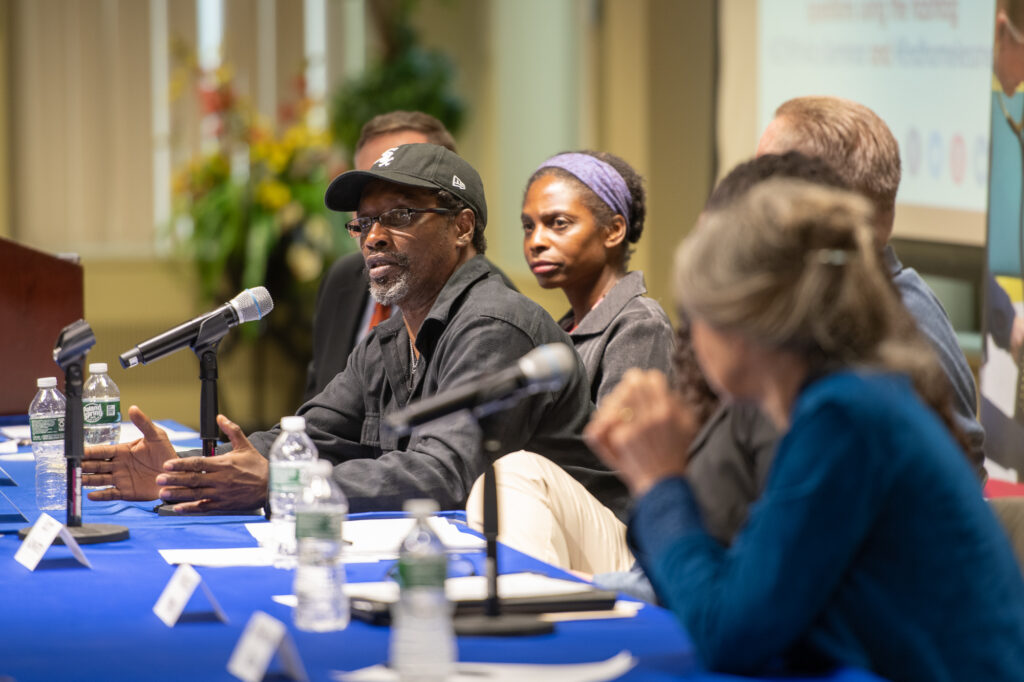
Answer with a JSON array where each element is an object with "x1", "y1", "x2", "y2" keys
[
  {"x1": 304, "y1": 214, "x2": 331, "y2": 249},
  {"x1": 172, "y1": 169, "x2": 189, "y2": 196},
  {"x1": 169, "y1": 71, "x2": 187, "y2": 102},
  {"x1": 311, "y1": 129, "x2": 331, "y2": 148},
  {"x1": 286, "y1": 243, "x2": 323, "y2": 283},
  {"x1": 277, "y1": 201, "x2": 304, "y2": 229},
  {"x1": 267, "y1": 144, "x2": 291, "y2": 174},
  {"x1": 215, "y1": 63, "x2": 234, "y2": 85},
  {"x1": 256, "y1": 180, "x2": 291, "y2": 211},
  {"x1": 250, "y1": 140, "x2": 271, "y2": 164},
  {"x1": 283, "y1": 125, "x2": 310, "y2": 153},
  {"x1": 207, "y1": 153, "x2": 230, "y2": 179}
]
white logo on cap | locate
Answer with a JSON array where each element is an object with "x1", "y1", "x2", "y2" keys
[
  {"x1": 375, "y1": 147, "x2": 400, "y2": 168},
  {"x1": 452, "y1": 175, "x2": 466, "y2": 190}
]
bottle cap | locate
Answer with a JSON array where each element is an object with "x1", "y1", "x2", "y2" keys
[
  {"x1": 281, "y1": 416, "x2": 306, "y2": 432},
  {"x1": 404, "y1": 498, "x2": 439, "y2": 516},
  {"x1": 89, "y1": 363, "x2": 108, "y2": 373},
  {"x1": 37, "y1": 377, "x2": 57, "y2": 388}
]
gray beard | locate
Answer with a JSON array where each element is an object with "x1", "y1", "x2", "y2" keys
[{"x1": 369, "y1": 269, "x2": 411, "y2": 306}]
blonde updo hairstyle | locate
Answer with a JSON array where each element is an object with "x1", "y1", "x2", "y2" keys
[{"x1": 675, "y1": 179, "x2": 960, "y2": 447}]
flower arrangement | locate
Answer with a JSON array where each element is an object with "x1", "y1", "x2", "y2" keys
[{"x1": 170, "y1": 51, "x2": 351, "y2": 350}]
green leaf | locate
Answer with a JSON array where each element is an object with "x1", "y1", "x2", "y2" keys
[{"x1": 243, "y1": 213, "x2": 277, "y2": 291}]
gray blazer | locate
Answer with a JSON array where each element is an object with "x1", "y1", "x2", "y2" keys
[{"x1": 558, "y1": 271, "x2": 675, "y2": 405}]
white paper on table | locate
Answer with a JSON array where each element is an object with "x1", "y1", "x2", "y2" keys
[
  {"x1": 0, "y1": 425, "x2": 30, "y2": 441},
  {"x1": 344, "y1": 572, "x2": 605, "y2": 604},
  {"x1": 119, "y1": 423, "x2": 199, "y2": 444},
  {"x1": 0, "y1": 452, "x2": 33, "y2": 462},
  {"x1": 163, "y1": 427, "x2": 200, "y2": 441},
  {"x1": 159, "y1": 546, "x2": 273, "y2": 567},
  {"x1": 246, "y1": 521, "x2": 398, "y2": 565},
  {"x1": 245, "y1": 522, "x2": 279, "y2": 547},
  {"x1": 0, "y1": 439, "x2": 18, "y2": 454},
  {"x1": 246, "y1": 516, "x2": 483, "y2": 563},
  {"x1": 335, "y1": 651, "x2": 636, "y2": 682}
]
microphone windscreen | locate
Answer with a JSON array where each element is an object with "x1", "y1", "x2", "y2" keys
[
  {"x1": 519, "y1": 343, "x2": 576, "y2": 389},
  {"x1": 231, "y1": 286, "x2": 274, "y2": 323}
]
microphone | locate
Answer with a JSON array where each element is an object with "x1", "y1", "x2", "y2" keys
[
  {"x1": 119, "y1": 287, "x2": 274, "y2": 368},
  {"x1": 383, "y1": 343, "x2": 576, "y2": 436}
]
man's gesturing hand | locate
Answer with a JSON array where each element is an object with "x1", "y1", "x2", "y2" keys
[
  {"x1": 155, "y1": 414, "x2": 269, "y2": 513},
  {"x1": 83, "y1": 405, "x2": 174, "y2": 501}
]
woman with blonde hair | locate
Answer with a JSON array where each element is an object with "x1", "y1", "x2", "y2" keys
[{"x1": 586, "y1": 179, "x2": 1024, "y2": 679}]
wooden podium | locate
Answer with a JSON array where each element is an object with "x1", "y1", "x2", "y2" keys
[{"x1": 0, "y1": 238, "x2": 84, "y2": 415}]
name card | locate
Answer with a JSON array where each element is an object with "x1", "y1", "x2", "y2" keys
[
  {"x1": 227, "y1": 611, "x2": 308, "y2": 682},
  {"x1": 153, "y1": 563, "x2": 228, "y2": 627},
  {"x1": 15, "y1": 513, "x2": 91, "y2": 570}
]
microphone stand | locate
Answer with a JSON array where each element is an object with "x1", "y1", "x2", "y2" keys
[
  {"x1": 156, "y1": 314, "x2": 262, "y2": 516},
  {"x1": 192, "y1": 313, "x2": 230, "y2": 458},
  {"x1": 20, "y1": 320, "x2": 129, "y2": 544},
  {"x1": 453, "y1": 413, "x2": 553, "y2": 636}
]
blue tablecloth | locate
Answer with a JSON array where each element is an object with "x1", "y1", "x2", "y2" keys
[{"x1": 0, "y1": 425, "x2": 884, "y2": 682}]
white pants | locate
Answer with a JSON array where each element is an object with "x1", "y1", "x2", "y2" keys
[{"x1": 465, "y1": 451, "x2": 633, "y2": 575}]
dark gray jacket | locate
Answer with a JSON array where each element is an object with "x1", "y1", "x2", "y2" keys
[
  {"x1": 594, "y1": 401, "x2": 778, "y2": 601},
  {"x1": 685, "y1": 402, "x2": 778, "y2": 544},
  {"x1": 558, "y1": 271, "x2": 674, "y2": 405},
  {"x1": 250, "y1": 256, "x2": 627, "y2": 515}
]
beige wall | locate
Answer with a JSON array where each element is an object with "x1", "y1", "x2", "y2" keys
[
  {"x1": 0, "y1": 0, "x2": 9, "y2": 240},
  {"x1": 644, "y1": 0, "x2": 716, "y2": 312},
  {"x1": 10, "y1": 0, "x2": 154, "y2": 257}
]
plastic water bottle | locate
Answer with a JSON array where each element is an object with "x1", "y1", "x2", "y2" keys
[
  {"x1": 389, "y1": 499, "x2": 455, "y2": 681},
  {"x1": 83, "y1": 363, "x2": 121, "y2": 446},
  {"x1": 268, "y1": 416, "x2": 317, "y2": 566},
  {"x1": 293, "y1": 459, "x2": 349, "y2": 632},
  {"x1": 28, "y1": 377, "x2": 67, "y2": 511}
]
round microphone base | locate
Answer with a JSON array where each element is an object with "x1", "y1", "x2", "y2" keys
[
  {"x1": 18, "y1": 522, "x2": 129, "y2": 545},
  {"x1": 155, "y1": 503, "x2": 265, "y2": 517},
  {"x1": 453, "y1": 613, "x2": 555, "y2": 637}
]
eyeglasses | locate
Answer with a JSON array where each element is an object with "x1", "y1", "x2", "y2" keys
[{"x1": 345, "y1": 207, "x2": 453, "y2": 236}]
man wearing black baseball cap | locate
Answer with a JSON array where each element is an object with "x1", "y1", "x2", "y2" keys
[{"x1": 85, "y1": 144, "x2": 629, "y2": 520}]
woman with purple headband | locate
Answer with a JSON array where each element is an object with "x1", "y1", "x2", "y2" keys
[
  {"x1": 520, "y1": 150, "x2": 673, "y2": 405},
  {"x1": 466, "y1": 151, "x2": 673, "y2": 574}
]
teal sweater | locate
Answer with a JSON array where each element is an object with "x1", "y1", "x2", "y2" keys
[{"x1": 630, "y1": 371, "x2": 1024, "y2": 680}]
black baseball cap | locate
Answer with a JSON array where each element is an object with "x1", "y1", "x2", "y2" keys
[{"x1": 324, "y1": 143, "x2": 488, "y2": 227}]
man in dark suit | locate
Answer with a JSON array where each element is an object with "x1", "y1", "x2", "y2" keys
[{"x1": 304, "y1": 111, "x2": 459, "y2": 398}]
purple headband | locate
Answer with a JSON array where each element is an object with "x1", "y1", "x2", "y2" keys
[{"x1": 536, "y1": 153, "x2": 632, "y2": 229}]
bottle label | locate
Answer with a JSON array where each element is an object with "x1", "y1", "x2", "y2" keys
[
  {"x1": 397, "y1": 555, "x2": 447, "y2": 589},
  {"x1": 83, "y1": 400, "x2": 121, "y2": 425},
  {"x1": 270, "y1": 462, "x2": 306, "y2": 494},
  {"x1": 30, "y1": 416, "x2": 65, "y2": 443},
  {"x1": 295, "y1": 511, "x2": 342, "y2": 540}
]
